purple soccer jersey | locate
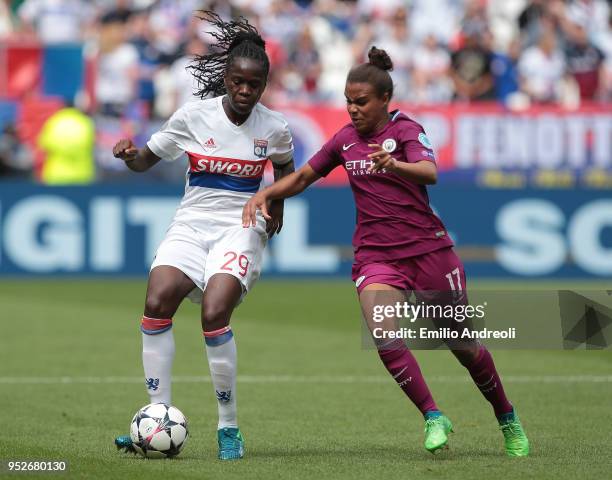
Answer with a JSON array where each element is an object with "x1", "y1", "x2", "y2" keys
[{"x1": 309, "y1": 110, "x2": 453, "y2": 264}]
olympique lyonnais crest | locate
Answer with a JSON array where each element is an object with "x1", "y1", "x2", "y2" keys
[{"x1": 254, "y1": 139, "x2": 268, "y2": 158}]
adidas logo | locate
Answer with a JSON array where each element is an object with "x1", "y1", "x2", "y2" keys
[{"x1": 203, "y1": 137, "x2": 216, "y2": 149}]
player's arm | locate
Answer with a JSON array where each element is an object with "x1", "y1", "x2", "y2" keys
[
  {"x1": 367, "y1": 143, "x2": 437, "y2": 184},
  {"x1": 113, "y1": 139, "x2": 161, "y2": 172},
  {"x1": 266, "y1": 159, "x2": 296, "y2": 237},
  {"x1": 242, "y1": 163, "x2": 320, "y2": 227}
]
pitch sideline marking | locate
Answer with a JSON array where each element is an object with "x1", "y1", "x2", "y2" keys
[{"x1": 0, "y1": 375, "x2": 611, "y2": 385}]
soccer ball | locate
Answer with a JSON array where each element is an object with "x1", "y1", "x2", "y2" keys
[{"x1": 129, "y1": 403, "x2": 189, "y2": 458}]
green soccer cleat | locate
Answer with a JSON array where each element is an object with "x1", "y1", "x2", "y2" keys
[
  {"x1": 115, "y1": 434, "x2": 136, "y2": 454},
  {"x1": 424, "y1": 414, "x2": 453, "y2": 453},
  {"x1": 217, "y1": 427, "x2": 244, "y2": 460},
  {"x1": 499, "y1": 412, "x2": 529, "y2": 457}
]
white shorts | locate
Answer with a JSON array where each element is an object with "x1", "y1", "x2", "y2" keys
[{"x1": 150, "y1": 211, "x2": 267, "y2": 304}]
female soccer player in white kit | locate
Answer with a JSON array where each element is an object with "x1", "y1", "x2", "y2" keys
[{"x1": 112, "y1": 12, "x2": 294, "y2": 460}]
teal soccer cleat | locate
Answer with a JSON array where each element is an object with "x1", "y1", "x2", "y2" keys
[
  {"x1": 115, "y1": 434, "x2": 136, "y2": 454},
  {"x1": 217, "y1": 427, "x2": 244, "y2": 460}
]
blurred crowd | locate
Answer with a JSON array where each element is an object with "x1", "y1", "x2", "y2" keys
[
  {"x1": 1, "y1": 0, "x2": 611, "y2": 116},
  {"x1": 0, "y1": 0, "x2": 611, "y2": 183}
]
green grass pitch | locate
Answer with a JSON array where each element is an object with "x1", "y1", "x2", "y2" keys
[{"x1": 1, "y1": 279, "x2": 611, "y2": 479}]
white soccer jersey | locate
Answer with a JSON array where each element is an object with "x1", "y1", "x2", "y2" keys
[{"x1": 148, "y1": 95, "x2": 293, "y2": 216}]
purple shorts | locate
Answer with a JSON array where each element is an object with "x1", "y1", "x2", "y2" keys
[{"x1": 352, "y1": 247, "x2": 467, "y2": 303}]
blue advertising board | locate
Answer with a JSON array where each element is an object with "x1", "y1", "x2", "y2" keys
[{"x1": 0, "y1": 183, "x2": 610, "y2": 279}]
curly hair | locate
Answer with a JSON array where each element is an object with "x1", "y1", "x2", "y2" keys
[{"x1": 188, "y1": 11, "x2": 270, "y2": 98}]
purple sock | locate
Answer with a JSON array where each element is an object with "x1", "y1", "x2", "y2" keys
[
  {"x1": 377, "y1": 340, "x2": 438, "y2": 415},
  {"x1": 465, "y1": 346, "x2": 513, "y2": 416}
]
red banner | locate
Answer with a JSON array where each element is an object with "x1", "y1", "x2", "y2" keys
[{"x1": 1, "y1": 41, "x2": 42, "y2": 99}]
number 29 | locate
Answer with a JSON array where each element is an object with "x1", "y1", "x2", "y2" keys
[{"x1": 221, "y1": 251, "x2": 249, "y2": 277}]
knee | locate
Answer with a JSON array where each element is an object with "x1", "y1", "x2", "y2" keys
[
  {"x1": 145, "y1": 289, "x2": 178, "y2": 319},
  {"x1": 201, "y1": 303, "x2": 232, "y2": 332},
  {"x1": 452, "y1": 344, "x2": 481, "y2": 367}
]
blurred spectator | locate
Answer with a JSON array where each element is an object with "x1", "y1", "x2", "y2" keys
[
  {"x1": 128, "y1": 9, "x2": 163, "y2": 118},
  {"x1": 490, "y1": 36, "x2": 521, "y2": 105},
  {"x1": 230, "y1": 0, "x2": 274, "y2": 16},
  {"x1": 147, "y1": 0, "x2": 203, "y2": 58},
  {"x1": 599, "y1": 12, "x2": 612, "y2": 100},
  {"x1": 409, "y1": 0, "x2": 464, "y2": 45},
  {"x1": 563, "y1": 19, "x2": 606, "y2": 100},
  {"x1": 0, "y1": 124, "x2": 33, "y2": 179},
  {"x1": 17, "y1": 0, "x2": 95, "y2": 44},
  {"x1": 357, "y1": 0, "x2": 405, "y2": 19},
  {"x1": 167, "y1": 35, "x2": 209, "y2": 111},
  {"x1": 306, "y1": 0, "x2": 354, "y2": 103},
  {"x1": 368, "y1": 7, "x2": 413, "y2": 101},
  {"x1": 37, "y1": 107, "x2": 95, "y2": 184},
  {"x1": 564, "y1": 0, "x2": 611, "y2": 47},
  {"x1": 487, "y1": 0, "x2": 528, "y2": 51},
  {"x1": 517, "y1": 0, "x2": 551, "y2": 47},
  {"x1": 259, "y1": 0, "x2": 303, "y2": 45},
  {"x1": 95, "y1": 10, "x2": 139, "y2": 117},
  {"x1": 461, "y1": 0, "x2": 490, "y2": 42},
  {"x1": 312, "y1": 0, "x2": 354, "y2": 38},
  {"x1": 412, "y1": 34, "x2": 453, "y2": 104},
  {"x1": 93, "y1": 0, "x2": 157, "y2": 10},
  {"x1": 284, "y1": 25, "x2": 322, "y2": 100},
  {"x1": 0, "y1": 0, "x2": 15, "y2": 38},
  {"x1": 450, "y1": 29, "x2": 495, "y2": 102},
  {"x1": 518, "y1": 26, "x2": 566, "y2": 103}
]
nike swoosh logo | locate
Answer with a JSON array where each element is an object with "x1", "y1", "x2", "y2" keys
[{"x1": 342, "y1": 143, "x2": 357, "y2": 151}]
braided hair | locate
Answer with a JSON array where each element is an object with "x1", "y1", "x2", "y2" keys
[
  {"x1": 347, "y1": 46, "x2": 394, "y2": 99},
  {"x1": 188, "y1": 11, "x2": 270, "y2": 98}
]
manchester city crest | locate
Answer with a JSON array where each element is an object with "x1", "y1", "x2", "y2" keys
[
  {"x1": 254, "y1": 139, "x2": 268, "y2": 158},
  {"x1": 382, "y1": 138, "x2": 397, "y2": 153}
]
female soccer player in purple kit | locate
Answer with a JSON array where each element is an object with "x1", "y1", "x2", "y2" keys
[{"x1": 243, "y1": 47, "x2": 529, "y2": 457}]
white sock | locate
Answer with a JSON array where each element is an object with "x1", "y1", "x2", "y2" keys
[
  {"x1": 204, "y1": 327, "x2": 237, "y2": 429},
  {"x1": 141, "y1": 316, "x2": 175, "y2": 405}
]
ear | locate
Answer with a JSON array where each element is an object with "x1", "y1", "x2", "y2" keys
[{"x1": 382, "y1": 91, "x2": 391, "y2": 108}]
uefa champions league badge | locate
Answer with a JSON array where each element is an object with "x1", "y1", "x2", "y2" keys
[
  {"x1": 382, "y1": 138, "x2": 396, "y2": 153},
  {"x1": 418, "y1": 132, "x2": 433, "y2": 149},
  {"x1": 254, "y1": 139, "x2": 268, "y2": 158}
]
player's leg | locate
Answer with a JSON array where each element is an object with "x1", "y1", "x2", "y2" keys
[
  {"x1": 356, "y1": 266, "x2": 452, "y2": 453},
  {"x1": 116, "y1": 222, "x2": 207, "y2": 453},
  {"x1": 201, "y1": 273, "x2": 242, "y2": 424},
  {"x1": 359, "y1": 283, "x2": 440, "y2": 416},
  {"x1": 201, "y1": 220, "x2": 266, "y2": 460},
  {"x1": 115, "y1": 266, "x2": 196, "y2": 453},
  {"x1": 201, "y1": 273, "x2": 244, "y2": 460},
  {"x1": 413, "y1": 247, "x2": 529, "y2": 456},
  {"x1": 140, "y1": 220, "x2": 209, "y2": 406},
  {"x1": 141, "y1": 265, "x2": 196, "y2": 405},
  {"x1": 455, "y1": 341, "x2": 529, "y2": 457}
]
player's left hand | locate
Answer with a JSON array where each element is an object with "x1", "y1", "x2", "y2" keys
[
  {"x1": 367, "y1": 144, "x2": 397, "y2": 173},
  {"x1": 266, "y1": 199, "x2": 284, "y2": 238},
  {"x1": 242, "y1": 192, "x2": 271, "y2": 228}
]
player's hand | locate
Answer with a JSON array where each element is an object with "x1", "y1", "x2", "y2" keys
[
  {"x1": 266, "y1": 199, "x2": 284, "y2": 238},
  {"x1": 367, "y1": 144, "x2": 397, "y2": 173},
  {"x1": 113, "y1": 139, "x2": 139, "y2": 163},
  {"x1": 242, "y1": 192, "x2": 271, "y2": 228}
]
